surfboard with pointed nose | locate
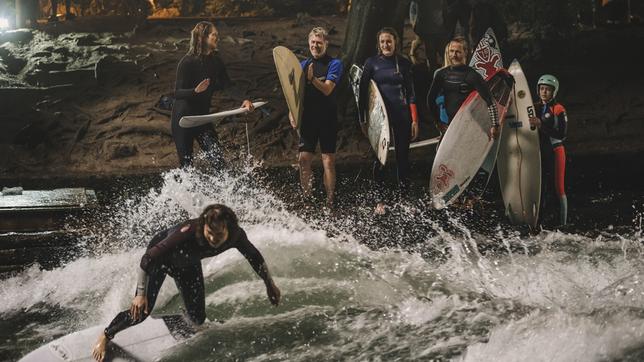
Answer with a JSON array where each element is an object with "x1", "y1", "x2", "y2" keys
[{"x1": 19, "y1": 314, "x2": 196, "y2": 362}]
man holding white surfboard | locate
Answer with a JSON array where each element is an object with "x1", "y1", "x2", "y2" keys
[
  {"x1": 91, "y1": 204, "x2": 280, "y2": 362},
  {"x1": 292, "y1": 27, "x2": 343, "y2": 208},
  {"x1": 426, "y1": 36, "x2": 499, "y2": 140}
]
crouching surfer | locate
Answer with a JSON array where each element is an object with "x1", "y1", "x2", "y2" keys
[{"x1": 91, "y1": 204, "x2": 281, "y2": 361}]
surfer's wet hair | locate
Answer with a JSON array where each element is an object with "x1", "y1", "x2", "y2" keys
[
  {"x1": 189, "y1": 21, "x2": 216, "y2": 57},
  {"x1": 308, "y1": 27, "x2": 329, "y2": 41},
  {"x1": 376, "y1": 27, "x2": 401, "y2": 55},
  {"x1": 199, "y1": 204, "x2": 239, "y2": 233},
  {"x1": 447, "y1": 36, "x2": 470, "y2": 59}
]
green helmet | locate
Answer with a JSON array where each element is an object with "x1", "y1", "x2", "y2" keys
[{"x1": 537, "y1": 74, "x2": 559, "y2": 98}]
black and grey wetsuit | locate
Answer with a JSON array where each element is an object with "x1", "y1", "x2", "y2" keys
[
  {"x1": 103, "y1": 220, "x2": 268, "y2": 339},
  {"x1": 359, "y1": 54, "x2": 416, "y2": 188},
  {"x1": 427, "y1": 64, "x2": 498, "y2": 127},
  {"x1": 171, "y1": 53, "x2": 231, "y2": 168}
]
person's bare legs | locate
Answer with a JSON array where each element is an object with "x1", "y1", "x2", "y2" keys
[
  {"x1": 91, "y1": 333, "x2": 108, "y2": 361},
  {"x1": 321, "y1": 153, "x2": 336, "y2": 208},
  {"x1": 298, "y1": 152, "x2": 314, "y2": 199}
]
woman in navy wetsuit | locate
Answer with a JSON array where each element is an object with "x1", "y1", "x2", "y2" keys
[
  {"x1": 359, "y1": 28, "x2": 419, "y2": 212},
  {"x1": 91, "y1": 204, "x2": 281, "y2": 361}
]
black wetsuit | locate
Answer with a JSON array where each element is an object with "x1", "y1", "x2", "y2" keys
[
  {"x1": 299, "y1": 54, "x2": 343, "y2": 154},
  {"x1": 171, "y1": 53, "x2": 231, "y2": 168},
  {"x1": 359, "y1": 54, "x2": 416, "y2": 188},
  {"x1": 104, "y1": 220, "x2": 267, "y2": 339},
  {"x1": 427, "y1": 64, "x2": 495, "y2": 125}
]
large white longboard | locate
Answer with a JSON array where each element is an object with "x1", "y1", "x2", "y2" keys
[
  {"x1": 348, "y1": 64, "x2": 390, "y2": 165},
  {"x1": 179, "y1": 101, "x2": 268, "y2": 128},
  {"x1": 19, "y1": 314, "x2": 195, "y2": 362},
  {"x1": 273, "y1": 46, "x2": 305, "y2": 130},
  {"x1": 497, "y1": 59, "x2": 541, "y2": 228},
  {"x1": 429, "y1": 70, "x2": 513, "y2": 208}
]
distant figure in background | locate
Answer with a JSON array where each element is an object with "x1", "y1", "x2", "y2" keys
[
  {"x1": 49, "y1": 0, "x2": 75, "y2": 22},
  {"x1": 469, "y1": 0, "x2": 507, "y2": 46},
  {"x1": 171, "y1": 21, "x2": 254, "y2": 169},
  {"x1": 529, "y1": 74, "x2": 569, "y2": 226}
]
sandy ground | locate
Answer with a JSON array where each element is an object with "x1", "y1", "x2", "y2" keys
[{"x1": 0, "y1": 15, "x2": 643, "y2": 179}]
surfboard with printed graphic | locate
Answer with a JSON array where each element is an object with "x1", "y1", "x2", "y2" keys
[
  {"x1": 497, "y1": 59, "x2": 541, "y2": 228},
  {"x1": 429, "y1": 69, "x2": 513, "y2": 208},
  {"x1": 429, "y1": 28, "x2": 511, "y2": 208},
  {"x1": 470, "y1": 28, "x2": 506, "y2": 180}
]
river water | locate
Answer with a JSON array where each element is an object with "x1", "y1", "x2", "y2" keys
[{"x1": 1, "y1": 157, "x2": 643, "y2": 361}]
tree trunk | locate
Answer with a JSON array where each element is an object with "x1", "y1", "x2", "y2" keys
[
  {"x1": 338, "y1": 0, "x2": 410, "y2": 123},
  {"x1": 341, "y1": 0, "x2": 411, "y2": 67}
]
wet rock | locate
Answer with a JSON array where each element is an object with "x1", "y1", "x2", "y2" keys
[
  {"x1": 32, "y1": 51, "x2": 53, "y2": 58},
  {"x1": 32, "y1": 61, "x2": 68, "y2": 72},
  {"x1": 25, "y1": 69, "x2": 96, "y2": 88},
  {"x1": 103, "y1": 141, "x2": 138, "y2": 159},
  {"x1": 0, "y1": 30, "x2": 34, "y2": 45},
  {"x1": 94, "y1": 55, "x2": 140, "y2": 86},
  {"x1": 75, "y1": 34, "x2": 100, "y2": 46},
  {"x1": 0, "y1": 47, "x2": 27, "y2": 75},
  {"x1": 51, "y1": 47, "x2": 72, "y2": 57}
]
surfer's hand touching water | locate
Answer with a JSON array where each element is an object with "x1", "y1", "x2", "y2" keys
[
  {"x1": 129, "y1": 295, "x2": 149, "y2": 321},
  {"x1": 267, "y1": 282, "x2": 281, "y2": 306}
]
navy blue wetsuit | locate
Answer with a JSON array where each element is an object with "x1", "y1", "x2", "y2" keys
[
  {"x1": 171, "y1": 53, "x2": 231, "y2": 168},
  {"x1": 103, "y1": 220, "x2": 268, "y2": 339},
  {"x1": 359, "y1": 54, "x2": 416, "y2": 188},
  {"x1": 299, "y1": 54, "x2": 343, "y2": 154},
  {"x1": 427, "y1": 64, "x2": 495, "y2": 126}
]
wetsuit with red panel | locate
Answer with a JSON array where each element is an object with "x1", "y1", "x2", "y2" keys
[
  {"x1": 536, "y1": 100, "x2": 568, "y2": 226},
  {"x1": 359, "y1": 54, "x2": 418, "y2": 189}
]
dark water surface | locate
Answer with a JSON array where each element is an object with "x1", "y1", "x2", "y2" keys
[{"x1": 1, "y1": 153, "x2": 643, "y2": 361}]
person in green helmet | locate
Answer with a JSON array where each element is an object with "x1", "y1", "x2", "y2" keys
[{"x1": 529, "y1": 74, "x2": 568, "y2": 226}]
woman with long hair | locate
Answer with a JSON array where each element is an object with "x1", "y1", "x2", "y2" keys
[
  {"x1": 359, "y1": 27, "x2": 419, "y2": 212},
  {"x1": 171, "y1": 21, "x2": 254, "y2": 169}
]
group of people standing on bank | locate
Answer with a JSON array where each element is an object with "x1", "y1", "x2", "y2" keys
[
  {"x1": 164, "y1": 20, "x2": 568, "y2": 225},
  {"x1": 90, "y1": 19, "x2": 569, "y2": 361}
]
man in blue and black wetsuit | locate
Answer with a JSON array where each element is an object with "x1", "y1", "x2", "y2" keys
[
  {"x1": 426, "y1": 37, "x2": 499, "y2": 139},
  {"x1": 290, "y1": 27, "x2": 343, "y2": 208}
]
